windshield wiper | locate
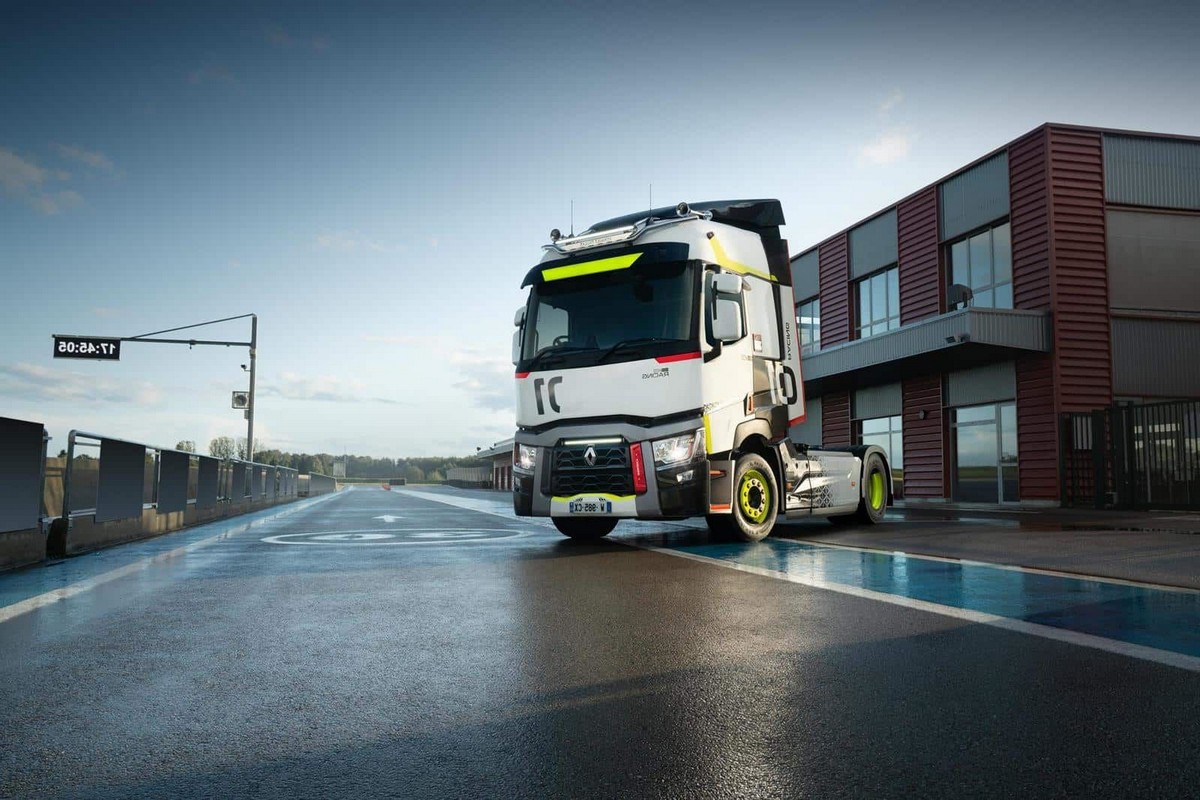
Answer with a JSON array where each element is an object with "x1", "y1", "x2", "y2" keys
[
  {"x1": 596, "y1": 337, "x2": 677, "y2": 364},
  {"x1": 523, "y1": 344, "x2": 593, "y2": 371}
]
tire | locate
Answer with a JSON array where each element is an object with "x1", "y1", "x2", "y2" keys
[
  {"x1": 553, "y1": 517, "x2": 618, "y2": 539},
  {"x1": 855, "y1": 453, "x2": 888, "y2": 524},
  {"x1": 705, "y1": 513, "x2": 736, "y2": 540},
  {"x1": 728, "y1": 453, "x2": 778, "y2": 542}
]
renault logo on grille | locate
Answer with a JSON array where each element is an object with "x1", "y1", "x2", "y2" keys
[{"x1": 584, "y1": 446, "x2": 597, "y2": 467}]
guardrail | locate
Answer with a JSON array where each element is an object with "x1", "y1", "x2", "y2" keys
[
  {"x1": 299, "y1": 473, "x2": 337, "y2": 497},
  {"x1": 0, "y1": 415, "x2": 334, "y2": 571}
]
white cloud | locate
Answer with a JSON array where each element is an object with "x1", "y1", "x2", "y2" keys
[
  {"x1": 0, "y1": 147, "x2": 47, "y2": 192},
  {"x1": 449, "y1": 349, "x2": 514, "y2": 413},
  {"x1": 259, "y1": 371, "x2": 407, "y2": 405},
  {"x1": 856, "y1": 131, "x2": 913, "y2": 167},
  {"x1": 0, "y1": 147, "x2": 84, "y2": 214},
  {"x1": 878, "y1": 90, "x2": 905, "y2": 118},
  {"x1": 0, "y1": 362, "x2": 164, "y2": 406},
  {"x1": 53, "y1": 143, "x2": 115, "y2": 173}
]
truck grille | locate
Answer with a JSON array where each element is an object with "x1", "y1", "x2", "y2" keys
[{"x1": 550, "y1": 443, "x2": 632, "y2": 495}]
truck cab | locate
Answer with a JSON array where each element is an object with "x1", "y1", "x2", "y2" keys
[{"x1": 512, "y1": 200, "x2": 891, "y2": 541}]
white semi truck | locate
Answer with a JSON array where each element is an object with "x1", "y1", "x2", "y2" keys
[{"x1": 511, "y1": 199, "x2": 891, "y2": 541}]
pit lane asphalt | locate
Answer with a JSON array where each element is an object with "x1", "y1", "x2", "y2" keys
[{"x1": 2, "y1": 486, "x2": 1199, "y2": 799}]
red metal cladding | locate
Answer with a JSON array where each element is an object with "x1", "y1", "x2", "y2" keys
[
  {"x1": 819, "y1": 234, "x2": 850, "y2": 347},
  {"x1": 902, "y1": 376, "x2": 945, "y2": 499},
  {"x1": 898, "y1": 187, "x2": 941, "y2": 324},
  {"x1": 1049, "y1": 127, "x2": 1112, "y2": 413},
  {"x1": 1009, "y1": 128, "x2": 1052, "y2": 311},
  {"x1": 821, "y1": 391, "x2": 851, "y2": 447},
  {"x1": 1015, "y1": 355, "x2": 1058, "y2": 500}
]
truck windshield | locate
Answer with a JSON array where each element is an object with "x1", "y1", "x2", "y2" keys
[{"x1": 520, "y1": 260, "x2": 698, "y2": 369}]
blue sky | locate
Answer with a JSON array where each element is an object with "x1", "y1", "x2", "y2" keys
[{"x1": 2, "y1": 0, "x2": 1198, "y2": 459}]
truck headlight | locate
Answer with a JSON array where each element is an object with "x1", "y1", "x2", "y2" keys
[
  {"x1": 651, "y1": 429, "x2": 705, "y2": 469},
  {"x1": 514, "y1": 443, "x2": 538, "y2": 472}
]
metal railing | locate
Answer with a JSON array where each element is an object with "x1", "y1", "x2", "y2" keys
[
  {"x1": 1061, "y1": 400, "x2": 1200, "y2": 509},
  {"x1": 60, "y1": 430, "x2": 300, "y2": 521}
]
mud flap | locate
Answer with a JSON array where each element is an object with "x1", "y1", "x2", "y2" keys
[{"x1": 707, "y1": 459, "x2": 734, "y2": 513}]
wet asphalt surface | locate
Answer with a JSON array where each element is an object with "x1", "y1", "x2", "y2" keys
[{"x1": 2, "y1": 487, "x2": 1199, "y2": 799}]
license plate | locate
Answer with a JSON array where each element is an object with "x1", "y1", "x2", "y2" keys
[{"x1": 569, "y1": 499, "x2": 612, "y2": 514}]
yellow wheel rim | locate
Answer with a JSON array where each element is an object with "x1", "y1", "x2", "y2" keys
[
  {"x1": 739, "y1": 469, "x2": 771, "y2": 525},
  {"x1": 869, "y1": 471, "x2": 885, "y2": 510}
]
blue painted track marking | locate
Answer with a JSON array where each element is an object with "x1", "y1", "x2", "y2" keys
[
  {"x1": 398, "y1": 489, "x2": 1200, "y2": 668},
  {"x1": 637, "y1": 533, "x2": 1200, "y2": 660}
]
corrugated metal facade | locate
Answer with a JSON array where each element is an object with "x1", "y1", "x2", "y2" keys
[
  {"x1": 902, "y1": 376, "x2": 945, "y2": 498},
  {"x1": 800, "y1": 307, "x2": 1051, "y2": 383},
  {"x1": 791, "y1": 249, "x2": 820, "y2": 304},
  {"x1": 940, "y1": 152, "x2": 1010, "y2": 240},
  {"x1": 1048, "y1": 128, "x2": 1112, "y2": 413},
  {"x1": 849, "y1": 209, "x2": 898, "y2": 278},
  {"x1": 1009, "y1": 129, "x2": 1052, "y2": 310},
  {"x1": 1015, "y1": 355, "x2": 1058, "y2": 500},
  {"x1": 818, "y1": 234, "x2": 850, "y2": 348},
  {"x1": 1104, "y1": 134, "x2": 1200, "y2": 210},
  {"x1": 821, "y1": 391, "x2": 851, "y2": 447},
  {"x1": 946, "y1": 362, "x2": 1016, "y2": 407},
  {"x1": 1112, "y1": 318, "x2": 1200, "y2": 397},
  {"x1": 854, "y1": 382, "x2": 902, "y2": 419},
  {"x1": 1106, "y1": 209, "x2": 1200, "y2": 312},
  {"x1": 898, "y1": 187, "x2": 941, "y2": 324}
]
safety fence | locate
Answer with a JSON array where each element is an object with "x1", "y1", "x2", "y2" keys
[
  {"x1": 0, "y1": 415, "x2": 338, "y2": 570},
  {"x1": 1061, "y1": 400, "x2": 1200, "y2": 510}
]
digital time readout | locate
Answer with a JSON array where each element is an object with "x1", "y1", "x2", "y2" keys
[{"x1": 53, "y1": 336, "x2": 122, "y2": 360}]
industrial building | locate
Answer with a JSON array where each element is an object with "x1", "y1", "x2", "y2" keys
[{"x1": 790, "y1": 123, "x2": 1200, "y2": 505}]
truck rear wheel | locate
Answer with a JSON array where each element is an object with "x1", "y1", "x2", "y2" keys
[
  {"x1": 553, "y1": 517, "x2": 618, "y2": 539},
  {"x1": 855, "y1": 453, "x2": 888, "y2": 524},
  {"x1": 728, "y1": 453, "x2": 777, "y2": 542}
]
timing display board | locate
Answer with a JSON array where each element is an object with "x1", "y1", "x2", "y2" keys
[{"x1": 54, "y1": 336, "x2": 121, "y2": 360}]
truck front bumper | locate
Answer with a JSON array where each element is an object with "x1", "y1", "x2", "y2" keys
[{"x1": 512, "y1": 459, "x2": 708, "y2": 520}]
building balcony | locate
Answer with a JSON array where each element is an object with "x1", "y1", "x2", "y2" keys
[{"x1": 801, "y1": 307, "x2": 1052, "y2": 395}]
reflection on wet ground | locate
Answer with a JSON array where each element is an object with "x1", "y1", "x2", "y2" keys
[{"x1": 628, "y1": 529, "x2": 1200, "y2": 658}]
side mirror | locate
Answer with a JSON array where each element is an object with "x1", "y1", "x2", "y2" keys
[
  {"x1": 711, "y1": 297, "x2": 744, "y2": 342},
  {"x1": 512, "y1": 306, "x2": 527, "y2": 365},
  {"x1": 710, "y1": 273, "x2": 745, "y2": 343},
  {"x1": 712, "y1": 273, "x2": 743, "y2": 295}
]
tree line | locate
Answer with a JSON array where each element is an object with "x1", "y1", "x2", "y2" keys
[{"x1": 204, "y1": 436, "x2": 486, "y2": 482}]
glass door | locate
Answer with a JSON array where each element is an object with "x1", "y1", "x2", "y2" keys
[{"x1": 952, "y1": 402, "x2": 1018, "y2": 503}]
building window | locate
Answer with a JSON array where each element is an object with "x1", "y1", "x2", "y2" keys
[
  {"x1": 796, "y1": 296, "x2": 820, "y2": 354},
  {"x1": 855, "y1": 266, "x2": 900, "y2": 339},
  {"x1": 951, "y1": 401, "x2": 1017, "y2": 502},
  {"x1": 948, "y1": 222, "x2": 1012, "y2": 309},
  {"x1": 858, "y1": 415, "x2": 903, "y2": 498}
]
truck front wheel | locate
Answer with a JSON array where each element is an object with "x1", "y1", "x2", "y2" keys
[
  {"x1": 553, "y1": 517, "x2": 618, "y2": 539},
  {"x1": 728, "y1": 453, "x2": 778, "y2": 542}
]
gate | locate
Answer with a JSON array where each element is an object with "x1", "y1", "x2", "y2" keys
[{"x1": 1061, "y1": 400, "x2": 1200, "y2": 509}]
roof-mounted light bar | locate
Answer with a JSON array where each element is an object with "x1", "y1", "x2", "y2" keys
[
  {"x1": 544, "y1": 202, "x2": 713, "y2": 254},
  {"x1": 548, "y1": 224, "x2": 640, "y2": 253}
]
